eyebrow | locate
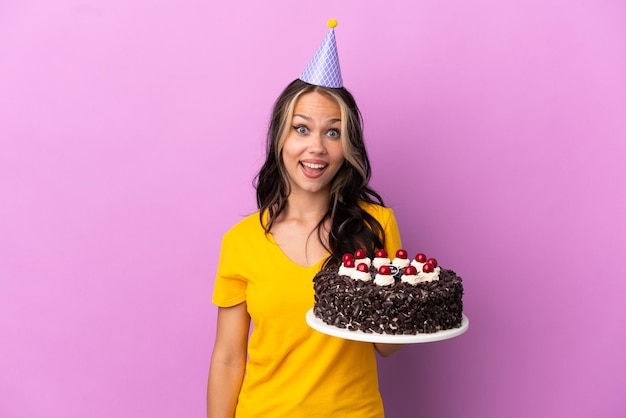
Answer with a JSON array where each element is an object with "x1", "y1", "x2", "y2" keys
[{"x1": 292, "y1": 114, "x2": 341, "y2": 124}]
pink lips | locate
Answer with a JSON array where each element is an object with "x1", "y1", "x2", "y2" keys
[{"x1": 299, "y1": 161, "x2": 328, "y2": 179}]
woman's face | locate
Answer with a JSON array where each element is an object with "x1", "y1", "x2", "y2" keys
[{"x1": 281, "y1": 91, "x2": 345, "y2": 199}]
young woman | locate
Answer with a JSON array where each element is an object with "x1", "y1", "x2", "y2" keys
[{"x1": 207, "y1": 79, "x2": 404, "y2": 417}]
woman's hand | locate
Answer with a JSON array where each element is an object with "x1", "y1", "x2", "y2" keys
[{"x1": 374, "y1": 342, "x2": 405, "y2": 357}]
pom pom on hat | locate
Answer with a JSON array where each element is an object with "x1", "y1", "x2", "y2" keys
[{"x1": 299, "y1": 19, "x2": 343, "y2": 88}]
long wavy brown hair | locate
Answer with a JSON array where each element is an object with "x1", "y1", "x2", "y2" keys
[{"x1": 254, "y1": 79, "x2": 386, "y2": 268}]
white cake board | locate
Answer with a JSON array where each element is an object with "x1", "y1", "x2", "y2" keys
[{"x1": 306, "y1": 309, "x2": 469, "y2": 344}]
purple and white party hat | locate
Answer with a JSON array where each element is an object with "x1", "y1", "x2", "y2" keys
[{"x1": 299, "y1": 19, "x2": 343, "y2": 88}]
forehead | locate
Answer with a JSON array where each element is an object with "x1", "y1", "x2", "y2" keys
[{"x1": 292, "y1": 91, "x2": 341, "y2": 120}]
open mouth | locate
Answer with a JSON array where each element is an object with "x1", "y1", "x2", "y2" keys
[
  {"x1": 299, "y1": 161, "x2": 329, "y2": 179},
  {"x1": 300, "y1": 162, "x2": 328, "y2": 170}
]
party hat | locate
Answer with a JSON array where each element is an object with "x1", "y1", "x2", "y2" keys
[{"x1": 299, "y1": 19, "x2": 343, "y2": 88}]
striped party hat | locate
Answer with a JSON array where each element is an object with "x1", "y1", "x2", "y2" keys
[{"x1": 299, "y1": 19, "x2": 343, "y2": 88}]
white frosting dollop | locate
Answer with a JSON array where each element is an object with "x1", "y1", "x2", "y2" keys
[
  {"x1": 416, "y1": 266, "x2": 441, "y2": 283},
  {"x1": 338, "y1": 264, "x2": 355, "y2": 277},
  {"x1": 354, "y1": 257, "x2": 371, "y2": 268},
  {"x1": 372, "y1": 257, "x2": 391, "y2": 269},
  {"x1": 351, "y1": 267, "x2": 372, "y2": 281},
  {"x1": 400, "y1": 273, "x2": 420, "y2": 285},
  {"x1": 391, "y1": 257, "x2": 410, "y2": 268},
  {"x1": 410, "y1": 260, "x2": 426, "y2": 271},
  {"x1": 374, "y1": 273, "x2": 395, "y2": 286}
]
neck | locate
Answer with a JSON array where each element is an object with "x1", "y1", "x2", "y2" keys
[{"x1": 283, "y1": 190, "x2": 330, "y2": 222}]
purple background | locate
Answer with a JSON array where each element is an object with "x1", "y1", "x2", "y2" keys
[{"x1": 1, "y1": 1, "x2": 625, "y2": 417}]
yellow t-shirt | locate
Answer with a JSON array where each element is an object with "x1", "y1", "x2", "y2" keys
[{"x1": 212, "y1": 203, "x2": 402, "y2": 417}]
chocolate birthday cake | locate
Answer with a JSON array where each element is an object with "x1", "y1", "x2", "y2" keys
[{"x1": 313, "y1": 249, "x2": 464, "y2": 334}]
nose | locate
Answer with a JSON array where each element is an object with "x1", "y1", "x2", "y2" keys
[{"x1": 308, "y1": 133, "x2": 327, "y2": 154}]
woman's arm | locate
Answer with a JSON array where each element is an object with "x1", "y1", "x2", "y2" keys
[
  {"x1": 374, "y1": 343, "x2": 404, "y2": 357},
  {"x1": 207, "y1": 303, "x2": 250, "y2": 418}
]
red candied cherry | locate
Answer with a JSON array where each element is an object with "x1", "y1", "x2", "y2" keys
[
  {"x1": 414, "y1": 253, "x2": 427, "y2": 263},
  {"x1": 422, "y1": 263, "x2": 434, "y2": 273},
  {"x1": 375, "y1": 249, "x2": 388, "y2": 258},
  {"x1": 356, "y1": 263, "x2": 369, "y2": 272},
  {"x1": 426, "y1": 258, "x2": 438, "y2": 268},
  {"x1": 395, "y1": 249, "x2": 408, "y2": 259},
  {"x1": 378, "y1": 265, "x2": 392, "y2": 275},
  {"x1": 342, "y1": 253, "x2": 354, "y2": 263},
  {"x1": 354, "y1": 249, "x2": 367, "y2": 259},
  {"x1": 404, "y1": 265, "x2": 418, "y2": 275},
  {"x1": 343, "y1": 259, "x2": 355, "y2": 268}
]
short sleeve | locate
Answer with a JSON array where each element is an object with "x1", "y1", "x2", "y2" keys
[{"x1": 211, "y1": 229, "x2": 247, "y2": 307}]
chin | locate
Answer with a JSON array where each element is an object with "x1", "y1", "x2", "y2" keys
[{"x1": 293, "y1": 183, "x2": 332, "y2": 195}]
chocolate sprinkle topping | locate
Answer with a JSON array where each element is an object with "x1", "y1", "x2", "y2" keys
[{"x1": 313, "y1": 265, "x2": 464, "y2": 334}]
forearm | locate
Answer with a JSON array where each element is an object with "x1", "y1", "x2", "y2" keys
[
  {"x1": 207, "y1": 304, "x2": 250, "y2": 418},
  {"x1": 207, "y1": 358, "x2": 246, "y2": 418}
]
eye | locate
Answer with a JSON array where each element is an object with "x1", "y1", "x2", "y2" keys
[
  {"x1": 326, "y1": 129, "x2": 341, "y2": 138},
  {"x1": 293, "y1": 125, "x2": 309, "y2": 134}
]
